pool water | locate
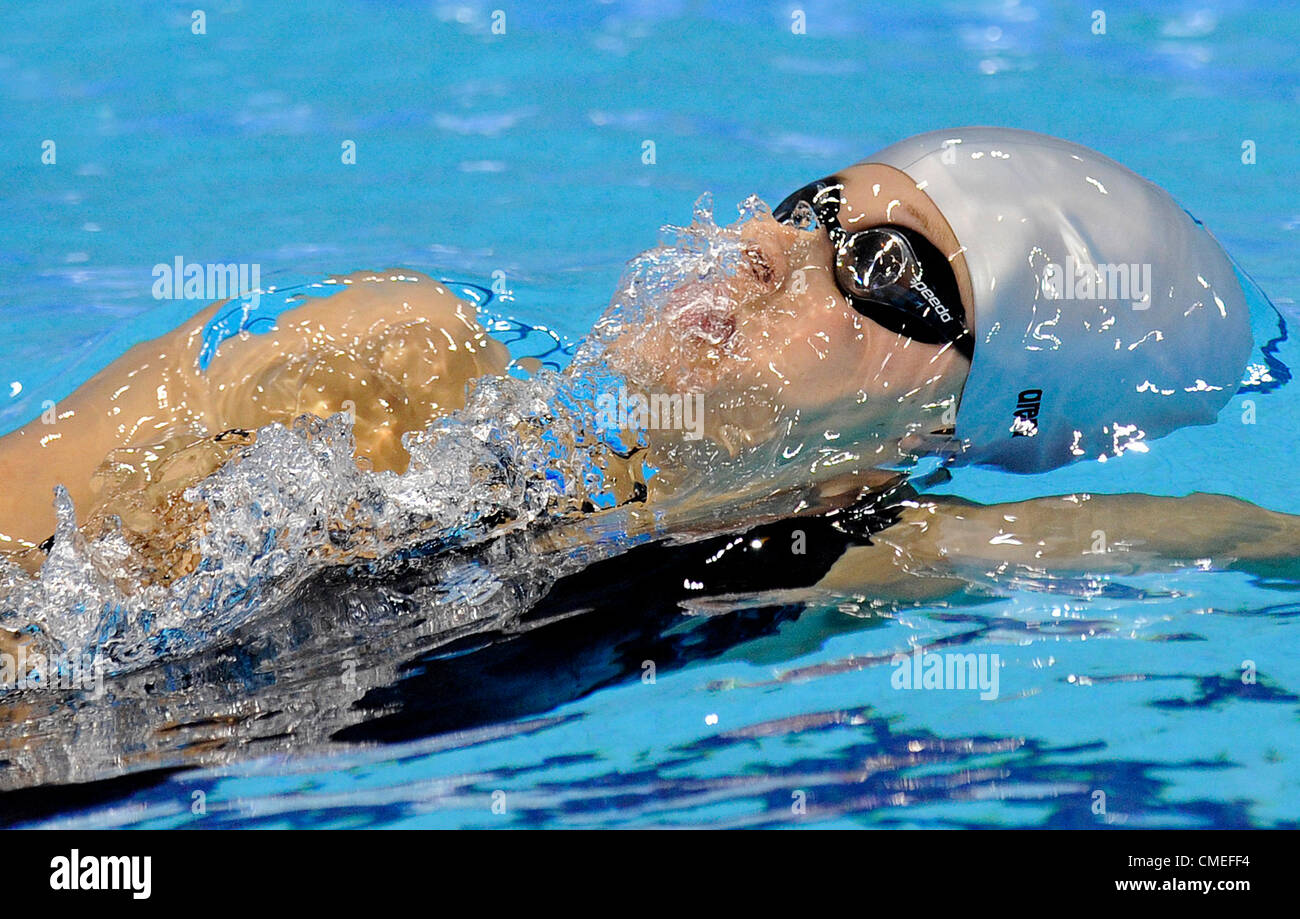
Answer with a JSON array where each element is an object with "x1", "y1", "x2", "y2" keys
[{"x1": 2, "y1": 0, "x2": 1299, "y2": 828}]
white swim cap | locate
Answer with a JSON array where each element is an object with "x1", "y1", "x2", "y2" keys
[{"x1": 867, "y1": 127, "x2": 1261, "y2": 473}]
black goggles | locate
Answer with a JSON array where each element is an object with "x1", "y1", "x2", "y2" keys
[{"x1": 772, "y1": 179, "x2": 973, "y2": 359}]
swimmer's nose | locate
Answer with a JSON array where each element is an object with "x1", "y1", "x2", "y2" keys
[{"x1": 738, "y1": 215, "x2": 793, "y2": 294}]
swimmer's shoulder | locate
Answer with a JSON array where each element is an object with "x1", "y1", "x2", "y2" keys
[
  {"x1": 259, "y1": 270, "x2": 487, "y2": 337},
  {"x1": 187, "y1": 269, "x2": 490, "y2": 368}
]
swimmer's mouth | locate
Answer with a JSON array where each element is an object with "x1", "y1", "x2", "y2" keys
[
  {"x1": 680, "y1": 305, "x2": 736, "y2": 345},
  {"x1": 669, "y1": 286, "x2": 737, "y2": 346}
]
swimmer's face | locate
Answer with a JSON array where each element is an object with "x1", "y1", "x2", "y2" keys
[{"x1": 603, "y1": 163, "x2": 974, "y2": 460}]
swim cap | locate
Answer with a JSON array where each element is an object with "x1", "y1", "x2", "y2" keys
[{"x1": 866, "y1": 127, "x2": 1260, "y2": 473}]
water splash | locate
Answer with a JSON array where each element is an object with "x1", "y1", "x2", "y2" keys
[{"x1": 0, "y1": 199, "x2": 765, "y2": 682}]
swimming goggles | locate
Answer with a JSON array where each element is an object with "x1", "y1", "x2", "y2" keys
[{"x1": 773, "y1": 179, "x2": 973, "y2": 359}]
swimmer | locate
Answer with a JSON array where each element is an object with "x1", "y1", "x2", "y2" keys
[{"x1": 1, "y1": 127, "x2": 1297, "y2": 628}]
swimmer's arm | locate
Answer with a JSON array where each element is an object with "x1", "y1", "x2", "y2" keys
[{"x1": 816, "y1": 492, "x2": 1300, "y2": 596}]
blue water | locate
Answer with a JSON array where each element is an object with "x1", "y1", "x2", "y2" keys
[{"x1": 3, "y1": 0, "x2": 1299, "y2": 828}]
